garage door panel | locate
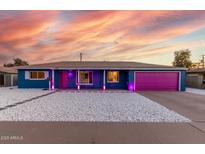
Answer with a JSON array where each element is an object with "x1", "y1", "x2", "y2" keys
[{"x1": 135, "y1": 72, "x2": 179, "y2": 91}]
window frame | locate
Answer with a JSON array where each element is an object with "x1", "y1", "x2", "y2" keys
[
  {"x1": 107, "y1": 71, "x2": 119, "y2": 83},
  {"x1": 29, "y1": 71, "x2": 47, "y2": 80},
  {"x1": 76, "y1": 71, "x2": 93, "y2": 85}
]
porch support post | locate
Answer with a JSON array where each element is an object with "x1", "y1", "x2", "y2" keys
[
  {"x1": 49, "y1": 77, "x2": 51, "y2": 91},
  {"x1": 77, "y1": 70, "x2": 80, "y2": 90},
  {"x1": 103, "y1": 70, "x2": 106, "y2": 90},
  {"x1": 51, "y1": 69, "x2": 55, "y2": 90}
]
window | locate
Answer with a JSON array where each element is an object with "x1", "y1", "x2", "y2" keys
[
  {"x1": 107, "y1": 71, "x2": 119, "y2": 83},
  {"x1": 79, "y1": 71, "x2": 93, "y2": 85},
  {"x1": 30, "y1": 71, "x2": 46, "y2": 80},
  {"x1": 30, "y1": 72, "x2": 38, "y2": 79},
  {"x1": 38, "y1": 72, "x2": 45, "y2": 79}
]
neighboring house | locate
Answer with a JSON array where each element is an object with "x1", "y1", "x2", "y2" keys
[
  {"x1": 17, "y1": 61, "x2": 186, "y2": 91},
  {"x1": 0, "y1": 66, "x2": 17, "y2": 87},
  {"x1": 187, "y1": 68, "x2": 205, "y2": 89}
]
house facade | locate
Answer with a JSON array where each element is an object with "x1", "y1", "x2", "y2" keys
[
  {"x1": 187, "y1": 68, "x2": 205, "y2": 89},
  {"x1": 17, "y1": 61, "x2": 186, "y2": 91},
  {"x1": 0, "y1": 66, "x2": 17, "y2": 87}
]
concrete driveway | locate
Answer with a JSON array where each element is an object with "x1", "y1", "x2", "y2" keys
[
  {"x1": 140, "y1": 91, "x2": 205, "y2": 121},
  {"x1": 140, "y1": 91, "x2": 205, "y2": 134}
]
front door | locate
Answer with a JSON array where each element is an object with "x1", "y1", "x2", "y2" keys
[{"x1": 60, "y1": 71, "x2": 68, "y2": 89}]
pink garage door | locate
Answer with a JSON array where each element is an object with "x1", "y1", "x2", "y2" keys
[{"x1": 135, "y1": 72, "x2": 179, "y2": 91}]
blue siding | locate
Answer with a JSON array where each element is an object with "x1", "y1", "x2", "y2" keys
[
  {"x1": 54, "y1": 70, "x2": 60, "y2": 88},
  {"x1": 105, "y1": 70, "x2": 128, "y2": 89},
  {"x1": 180, "y1": 70, "x2": 186, "y2": 91},
  {"x1": 68, "y1": 70, "x2": 77, "y2": 89},
  {"x1": 57, "y1": 70, "x2": 128, "y2": 89},
  {"x1": 18, "y1": 69, "x2": 186, "y2": 91},
  {"x1": 54, "y1": 70, "x2": 77, "y2": 89},
  {"x1": 56, "y1": 70, "x2": 104, "y2": 89},
  {"x1": 128, "y1": 70, "x2": 135, "y2": 91},
  {"x1": 18, "y1": 69, "x2": 51, "y2": 88},
  {"x1": 80, "y1": 70, "x2": 103, "y2": 89}
]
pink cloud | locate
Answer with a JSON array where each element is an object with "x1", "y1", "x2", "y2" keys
[{"x1": 1, "y1": 10, "x2": 205, "y2": 65}]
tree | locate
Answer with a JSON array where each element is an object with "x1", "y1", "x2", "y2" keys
[
  {"x1": 173, "y1": 49, "x2": 192, "y2": 68},
  {"x1": 4, "y1": 58, "x2": 29, "y2": 67}
]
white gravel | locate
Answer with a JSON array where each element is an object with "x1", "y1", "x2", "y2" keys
[
  {"x1": 186, "y1": 88, "x2": 205, "y2": 96},
  {"x1": 0, "y1": 91, "x2": 190, "y2": 122},
  {"x1": 0, "y1": 87, "x2": 52, "y2": 108}
]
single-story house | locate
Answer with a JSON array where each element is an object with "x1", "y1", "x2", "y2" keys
[
  {"x1": 0, "y1": 66, "x2": 17, "y2": 87},
  {"x1": 187, "y1": 68, "x2": 205, "y2": 89},
  {"x1": 17, "y1": 61, "x2": 186, "y2": 91}
]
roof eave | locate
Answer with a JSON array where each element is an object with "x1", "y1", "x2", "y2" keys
[{"x1": 17, "y1": 67, "x2": 187, "y2": 71}]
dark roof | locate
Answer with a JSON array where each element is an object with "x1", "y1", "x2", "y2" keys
[
  {"x1": 188, "y1": 68, "x2": 205, "y2": 73},
  {"x1": 0, "y1": 66, "x2": 17, "y2": 74},
  {"x1": 17, "y1": 61, "x2": 186, "y2": 70}
]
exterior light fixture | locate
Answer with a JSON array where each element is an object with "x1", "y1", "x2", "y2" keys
[
  {"x1": 128, "y1": 83, "x2": 134, "y2": 91},
  {"x1": 51, "y1": 70, "x2": 55, "y2": 90},
  {"x1": 103, "y1": 85, "x2": 106, "y2": 90},
  {"x1": 68, "y1": 71, "x2": 73, "y2": 78}
]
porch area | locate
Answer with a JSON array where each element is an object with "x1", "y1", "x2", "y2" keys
[{"x1": 53, "y1": 70, "x2": 131, "y2": 91}]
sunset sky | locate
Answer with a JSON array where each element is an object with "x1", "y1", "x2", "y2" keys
[{"x1": 1, "y1": 10, "x2": 205, "y2": 65}]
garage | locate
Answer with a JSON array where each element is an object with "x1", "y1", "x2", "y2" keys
[
  {"x1": 0, "y1": 74, "x2": 4, "y2": 86},
  {"x1": 135, "y1": 72, "x2": 179, "y2": 91},
  {"x1": 0, "y1": 66, "x2": 17, "y2": 87}
]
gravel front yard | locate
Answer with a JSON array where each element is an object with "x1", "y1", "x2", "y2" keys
[
  {"x1": 0, "y1": 90, "x2": 190, "y2": 122},
  {"x1": 0, "y1": 87, "x2": 52, "y2": 108},
  {"x1": 186, "y1": 88, "x2": 205, "y2": 96}
]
